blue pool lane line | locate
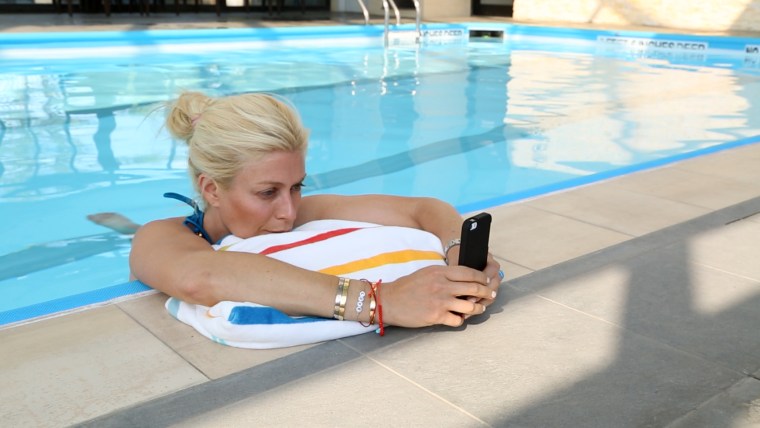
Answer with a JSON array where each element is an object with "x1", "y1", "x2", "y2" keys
[
  {"x1": 0, "y1": 280, "x2": 151, "y2": 326},
  {"x1": 458, "y1": 133, "x2": 760, "y2": 214}
]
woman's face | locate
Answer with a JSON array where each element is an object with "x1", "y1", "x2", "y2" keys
[{"x1": 210, "y1": 150, "x2": 306, "y2": 239}]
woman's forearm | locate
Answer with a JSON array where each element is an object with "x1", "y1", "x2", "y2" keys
[
  {"x1": 410, "y1": 197, "x2": 462, "y2": 247},
  {"x1": 139, "y1": 246, "x2": 379, "y2": 322},
  {"x1": 130, "y1": 218, "x2": 337, "y2": 317},
  {"x1": 183, "y1": 250, "x2": 337, "y2": 316}
]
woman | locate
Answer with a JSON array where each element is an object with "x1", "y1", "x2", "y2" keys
[{"x1": 129, "y1": 91, "x2": 501, "y2": 333}]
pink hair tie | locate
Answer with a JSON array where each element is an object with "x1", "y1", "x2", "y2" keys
[{"x1": 191, "y1": 115, "x2": 202, "y2": 127}]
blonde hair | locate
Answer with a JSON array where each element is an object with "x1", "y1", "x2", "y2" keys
[{"x1": 165, "y1": 91, "x2": 309, "y2": 197}]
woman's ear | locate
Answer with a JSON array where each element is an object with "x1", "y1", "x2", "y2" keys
[{"x1": 198, "y1": 174, "x2": 221, "y2": 208}]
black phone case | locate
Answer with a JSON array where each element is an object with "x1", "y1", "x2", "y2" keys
[{"x1": 458, "y1": 212, "x2": 491, "y2": 271}]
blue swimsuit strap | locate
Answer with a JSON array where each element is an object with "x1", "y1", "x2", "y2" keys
[{"x1": 163, "y1": 192, "x2": 214, "y2": 245}]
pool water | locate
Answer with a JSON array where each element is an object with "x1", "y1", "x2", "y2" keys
[{"x1": 2, "y1": 24, "x2": 759, "y2": 325}]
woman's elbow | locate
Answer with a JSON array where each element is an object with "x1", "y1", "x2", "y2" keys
[
  {"x1": 131, "y1": 253, "x2": 220, "y2": 306},
  {"x1": 179, "y1": 269, "x2": 220, "y2": 307}
]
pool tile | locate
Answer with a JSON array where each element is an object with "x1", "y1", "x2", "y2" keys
[
  {"x1": 687, "y1": 218, "x2": 760, "y2": 282},
  {"x1": 0, "y1": 305, "x2": 206, "y2": 427},
  {"x1": 172, "y1": 340, "x2": 318, "y2": 380},
  {"x1": 666, "y1": 377, "x2": 760, "y2": 428},
  {"x1": 118, "y1": 292, "x2": 318, "y2": 380},
  {"x1": 675, "y1": 147, "x2": 760, "y2": 184},
  {"x1": 513, "y1": 240, "x2": 760, "y2": 372},
  {"x1": 177, "y1": 354, "x2": 482, "y2": 427},
  {"x1": 494, "y1": 255, "x2": 533, "y2": 280},
  {"x1": 118, "y1": 292, "x2": 206, "y2": 350},
  {"x1": 365, "y1": 294, "x2": 740, "y2": 427},
  {"x1": 704, "y1": 143, "x2": 760, "y2": 161},
  {"x1": 525, "y1": 182, "x2": 709, "y2": 236},
  {"x1": 606, "y1": 166, "x2": 760, "y2": 210},
  {"x1": 745, "y1": 212, "x2": 760, "y2": 224},
  {"x1": 488, "y1": 204, "x2": 631, "y2": 270}
]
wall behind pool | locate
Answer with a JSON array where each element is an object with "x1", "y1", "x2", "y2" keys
[
  {"x1": 513, "y1": 0, "x2": 760, "y2": 33},
  {"x1": 334, "y1": 0, "x2": 760, "y2": 33}
]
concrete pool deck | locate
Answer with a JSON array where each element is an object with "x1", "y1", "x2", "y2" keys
[{"x1": 2, "y1": 12, "x2": 760, "y2": 428}]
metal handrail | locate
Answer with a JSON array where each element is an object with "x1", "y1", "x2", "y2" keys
[
  {"x1": 383, "y1": 0, "x2": 390, "y2": 47},
  {"x1": 413, "y1": 0, "x2": 421, "y2": 38},
  {"x1": 389, "y1": 0, "x2": 400, "y2": 25},
  {"x1": 356, "y1": 0, "x2": 369, "y2": 25}
]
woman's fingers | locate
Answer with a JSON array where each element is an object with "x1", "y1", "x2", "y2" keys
[
  {"x1": 445, "y1": 269, "x2": 496, "y2": 301},
  {"x1": 467, "y1": 255, "x2": 502, "y2": 308},
  {"x1": 450, "y1": 298, "x2": 486, "y2": 316},
  {"x1": 382, "y1": 264, "x2": 501, "y2": 328},
  {"x1": 483, "y1": 254, "x2": 502, "y2": 284}
]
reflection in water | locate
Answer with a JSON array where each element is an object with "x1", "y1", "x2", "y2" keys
[
  {"x1": 93, "y1": 111, "x2": 119, "y2": 172},
  {"x1": 307, "y1": 124, "x2": 521, "y2": 191},
  {"x1": 505, "y1": 51, "x2": 760, "y2": 176},
  {"x1": 0, "y1": 232, "x2": 131, "y2": 282}
]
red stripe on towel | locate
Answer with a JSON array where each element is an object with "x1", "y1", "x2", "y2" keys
[{"x1": 259, "y1": 228, "x2": 362, "y2": 255}]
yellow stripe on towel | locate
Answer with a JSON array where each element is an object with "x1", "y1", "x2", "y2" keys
[{"x1": 318, "y1": 250, "x2": 443, "y2": 276}]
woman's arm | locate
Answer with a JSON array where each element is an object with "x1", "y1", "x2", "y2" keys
[
  {"x1": 298, "y1": 194, "x2": 501, "y2": 279},
  {"x1": 298, "y1": 194, "x2": 461, "y2": 247},
  {"x1": 129, "y1": 218, "x2": 337, "y2": 318},
  {"x1": 130, "y1": 196, "x2": 499, "y2": 327}
]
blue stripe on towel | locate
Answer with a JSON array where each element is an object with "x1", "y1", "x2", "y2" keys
[
  {"x1": 211, "y1": 335, "x2": 228, "y2": 346},
  {"x1": 228, "y1": 306, "x2": 327, "y2": 325},
  {"x1": 167, "y1": 297, "x2": 181, "y2": 318}
]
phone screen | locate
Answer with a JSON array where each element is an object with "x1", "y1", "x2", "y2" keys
[{"x1": 458, "y1": 212, "x2": 491, "y2": 271}]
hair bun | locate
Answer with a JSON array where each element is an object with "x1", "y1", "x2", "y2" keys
[{"x1": 166, "y1": 92, "x2": 211, "y2": 141}]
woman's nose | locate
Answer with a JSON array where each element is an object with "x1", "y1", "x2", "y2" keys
[{"x1": 276, "y1": 194, "x2": 297, "y2": 221}]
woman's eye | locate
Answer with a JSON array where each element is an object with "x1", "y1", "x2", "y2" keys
[
  {"x1": 292, "y1": 182, "x2": 304, "y2": 192},
  {"x1": 259, "y1": 189, "x2": 277, "y2": 198}
]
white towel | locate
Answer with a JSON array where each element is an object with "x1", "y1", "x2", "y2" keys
[{"x1": 166, "y1": 220, "x2": 445, "y2": 349}]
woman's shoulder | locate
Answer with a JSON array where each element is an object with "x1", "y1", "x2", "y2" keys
[
  {"x1": 142, "y1": 216, "x2": 186, "y2": 229},
  {"x1": 133, "y1": 217, "x2": 190, "y2": 241}
]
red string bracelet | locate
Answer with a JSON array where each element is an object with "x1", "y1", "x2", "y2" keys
[{"x1": 373, "y1": 280, "x2": 384, "y2": 336}]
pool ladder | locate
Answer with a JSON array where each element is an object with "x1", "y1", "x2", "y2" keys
[
  {"x1": 354, "y1": 0, "x2": 421, "y2": 47},
  {"x1": 384, "y1": 0, "x2": 421, "y2": 46}
]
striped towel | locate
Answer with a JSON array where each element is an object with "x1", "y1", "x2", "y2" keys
[{"x1": 166, "y1": 220, "x2": 445, "y2": 349}]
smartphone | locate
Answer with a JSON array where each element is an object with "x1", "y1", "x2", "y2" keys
[{"x1": 458, "y1": 212, "x2": 492, "y2": 271}]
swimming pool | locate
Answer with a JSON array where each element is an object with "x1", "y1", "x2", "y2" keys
[{"x1": 2, "y1": 23, "x2": 759, "y2": 326}]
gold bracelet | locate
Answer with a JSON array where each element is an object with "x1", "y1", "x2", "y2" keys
[
  {"x1": 358, "y1": 279, "x2": 375, "y2": 326},
  {"x1": 333, "y1": 277, "x2": 350, "y2": 320},
  {"x1": 333, "y1": 278, "x2": 343, "y2": 319},
  {"x1": 338, "y1": 277, "x2": 350, "y2": 320},
  {"x1": 359, "y1": 280, "x2": 378, "y2": 327},
  {"x1": 367, "y1": 291, "x2": 377, "y2": 325}
]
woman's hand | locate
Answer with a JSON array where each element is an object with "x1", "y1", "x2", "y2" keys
[
  {"x1": 380, "y1": 265, "x2": 498, "y2": 328},
  {"x1": 445, "y1": 246, "x2": 502, "y2": 311},
  {"x1": 460, "y1": 254, "x2": 502, "y2": 318}
]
